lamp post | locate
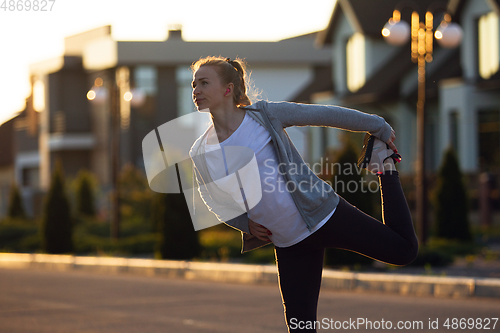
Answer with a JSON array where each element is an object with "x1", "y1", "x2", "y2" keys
[{"x1": 382, "y1": 3, "x2": 462, "y2": 245}]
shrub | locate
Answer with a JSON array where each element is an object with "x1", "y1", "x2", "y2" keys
[
  {"x1": 7, "y1": 182, "x2": 26, "y2": 219},
  {"x1": 152, "y1": 192, "x2": 201, "y2": 260},
  {"x1": 117, "y1": 233, "x2": 159, "y2": 255},
  {"x1": 74, "y1": 169, "x2": 97, "y2": 217},
  {"x1": 321, "y1": 134, "x2": 378, "y2": 267},
  {"x1": 119, "y1": 164, "x2": 154, "y2": 228},
  {"x1": 327, "y1": 135, "x2": 378, "y2": 216},
  {"x1": 40, "y1": 161, "x2": 73, "y2": 254},
  {"x1": 0, "y1": 218, "x2": 39, "y2": 252},
  {"x1": 432, "y1": 148, "x2": 472, "y2": 241},
  {"x1": 198, "y1": 225, "x2": 241, "y2": 261},
  {"x1": 241, "y1": 246, "x2": 275, "y2": 264},
  {"x1": 409, "y1": 248, "x2": 454, "y2": 267},
  {"x1": 408, "y1": 237, "x2": 479, "y2": 267},
  {"x1": 72, "y1": 217, "x2": 159, "y2": 256}
]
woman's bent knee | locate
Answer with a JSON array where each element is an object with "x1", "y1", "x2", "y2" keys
[{"x1": 396, "y1": 241, "x2": 419, "y2": 266}]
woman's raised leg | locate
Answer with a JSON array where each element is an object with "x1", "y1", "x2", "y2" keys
[{"x1": 311, "y1": 170, "x2": 418, "y2": 266}]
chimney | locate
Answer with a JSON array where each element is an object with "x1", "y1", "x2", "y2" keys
[{"x1": 167, "y1": 24, "x2": 183, "y2": 40}]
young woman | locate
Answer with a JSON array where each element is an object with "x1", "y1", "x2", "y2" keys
[{"x1": 189, "y1": 56, "x2": 418, "y2": 332}]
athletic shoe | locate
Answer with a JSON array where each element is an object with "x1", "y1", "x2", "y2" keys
[{"x1": 357, "y1": 134, "x2": 402, "y2": 173}]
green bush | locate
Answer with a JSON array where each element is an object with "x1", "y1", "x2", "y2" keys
[
  {"x1": 241, "y1": 246, "x2": 275, "y2": 264},
  {"x1": 7, "y1": 183, "x2": 26, "y2": 219},
  {"x1": 0, "y1": 218, "x2": 39, "y2": 252},
  {"x1": 73, "y1": 216, "x2": 158, "y2": 256},
  {"x1": 322, "y1": 134, "x2": 378, "y2": 268},
  {"x1": 18, "y1": 233, "x2": 42, "y2": 252},
  {"x1": 119, "y1": 216, "x2": 154, "y2": 237},
  {"x1": 408, "y1": 237, "x2": 478, "y2": 267},
  {"x1": 424, "y1": 237, "x2": 478, "y2": 257},
  {"x1": 198, "y1": 225, "x2": 242, "y2": 261},
  {"x1": 153, "y1": 192, "x2": 201, "y2": 260},
  {"x1": 432, "y1": 148, "x2": 472, "y2": 241},
  {"x1": 74, "y1": 169, "x2": 97, "y2": 217},
  {"x1": 198, "y1": 225, "x2": 275, "y2": 264},
  {"x1": 40, "y1": 161, "x2": 73, "y2": 254},
  {"x1": 409, "y1": 248, "x2": 454, "y2": 267},
  {"x1": 117, "y1": 233, "x2": 159, "y2": 255},
  {"x1": 73, "y1": 218, "x2": 110, "y2": 254},
  {"x1": 78, "y1": 216, "x2": 110, "y2": 238},
  {"x1": 119, "y1": 164, "x2": 154, "y2": 228},
  {"x1": 327, "y1": 135, "x2": 378, "y2": 217}
]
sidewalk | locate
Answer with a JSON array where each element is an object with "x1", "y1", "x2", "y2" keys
[
  {"x1": 1, "y1": 252, "x2": 499, "y2": 299},
  {"x1": 375, "y1": 256, "x2": 500, "y2": 279}
]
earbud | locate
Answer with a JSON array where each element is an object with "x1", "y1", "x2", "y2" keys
[{"x1": 224, "y1": 89, "x2": 230, "y2": 96}]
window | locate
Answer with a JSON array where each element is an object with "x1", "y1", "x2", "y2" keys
[
  {"x1": 134, "y1": 65, "x2": 157, "y2": 96},
  {"x1": 133, "y1": 65, "x2": 157, "y2": 117},
  {"x1": 346, "y1": 33, "x2": 366, "y2": 92},
  {"x1": 22, "y1": 167, "x2": 40, "y2": 188},
  {"x1": 478, "y1": 11, "x2": 499, "y2": 79}
]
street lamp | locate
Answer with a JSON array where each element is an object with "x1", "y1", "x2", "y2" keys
[{"x1": 382, "y1": 3, "x2": 462, "y2": 245}]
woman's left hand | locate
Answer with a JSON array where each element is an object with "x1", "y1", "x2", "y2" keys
[{"x1": 386, "y1": 129, "x2": 397, "y2": 152}]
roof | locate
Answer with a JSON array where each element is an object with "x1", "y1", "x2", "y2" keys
[
  {"x1": 448, "y1": 0, "x2": 500, "y2": 22},
  {"x1": 82, "y1": 30, "x2": 332, "y2": 71},
  {"x1": 65, "y1": 25, "x2": 111, "y2": 56},
  {"x1": 29, "y1": 26, "x2": 331, "y2": 73},
  {"x1": 0, "y1": 116, "x2": 16, "y2": 167},
  {"x1": 317, "y1": 0, "x2": 452, "y2": 46},
  {"x1": 29, "y1": 56, "x2": 82, "y2": 75},
  {"x1": 341, "y1": 42, "x2": 414, "y2": 105},
  {"x1": 290, "y1": 65, "x2": 333, "y2": 103},
  {"x1": 338, "y1": 45, "x2": 461, "y2": 105}
]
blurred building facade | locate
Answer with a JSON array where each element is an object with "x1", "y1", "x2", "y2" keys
[
  {"x1": 3, "y1": 0, "x2": 499, "y2": 219},
  {"x1": 0, "y1": 117, "x2": 16, "y2": 217},
  {"x1": 302, "y1": 0, "x2": 500, "y2": 175},
  {"x1": 2, "y1": 25, "x2": 331, "y2": 218}
]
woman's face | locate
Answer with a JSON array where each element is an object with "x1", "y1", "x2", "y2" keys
[{"x1": 192, "y1": 66, "x2": 226, "y2": 111}]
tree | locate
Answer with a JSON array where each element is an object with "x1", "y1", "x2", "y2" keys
[
  {"x1": 432, "y1": 147, "x2": 472, "y2": 241},
  {"x1": 119, "y1": 164, "x2": 153, "y2": 225},
  {"x1": 40, "y1": 161, "x2": 73, "y2": 254},
  {"x1": 153, "y1": 192, "x2": 201, "y2": 260},
  {"x1": 7, "y1": 182, "x2": 26, "y2": 219},
  {"x1": 330, "y1": 137, "x2": 378, "y2": 216},
  {"x1": 74, "y1": 169, "x2": 96, "y2": 217}
]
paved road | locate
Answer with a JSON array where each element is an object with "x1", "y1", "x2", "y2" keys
[{"x1": 0, "y1": 268, "x2": 499, "y2": 333}]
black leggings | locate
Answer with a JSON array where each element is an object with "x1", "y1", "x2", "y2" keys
[{"x1": 274, "y1": 172, "x2": 418, "y2": 332}]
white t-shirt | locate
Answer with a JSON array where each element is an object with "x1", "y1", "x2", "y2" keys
[{"x1": 204, "y1": 113, "x2": 335, "y2": 247}]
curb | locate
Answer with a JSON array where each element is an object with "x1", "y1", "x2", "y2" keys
[{"x1": 0, "y1": 253, "x2": 499, "y2": 299}]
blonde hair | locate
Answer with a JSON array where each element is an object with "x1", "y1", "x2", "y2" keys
[{"x1": 191, "y1": 56, "x2": 253, "y2": 107}]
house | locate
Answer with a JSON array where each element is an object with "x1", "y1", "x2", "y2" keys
[
  {"x1": 0, "y1": 115, "x2": 16, "y2": 217},
  {"x1": 440, "y1": 0, "x2": 500, "y2": 172},
  {"x1": 3, "y1": 25, "x2": 332, "y2": 218},
  {"x1": 303, "y1": 0, "x2": 500, "y2": 175}
]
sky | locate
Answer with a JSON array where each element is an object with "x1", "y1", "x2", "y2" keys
[{"x1": 0, "y1": 0, "x2": 337, "y2": 126}]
